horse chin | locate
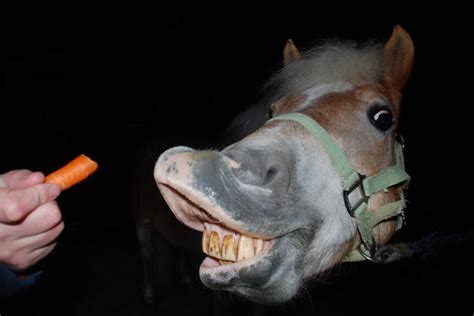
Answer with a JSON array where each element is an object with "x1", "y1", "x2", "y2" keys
[{"x1": 199, "y1": 231, "x2": 306, "y2": 304}]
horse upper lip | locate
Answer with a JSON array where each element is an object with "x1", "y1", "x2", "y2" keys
[{"x1": 156, "y1": 180, "x2": 275, "y2": 240}]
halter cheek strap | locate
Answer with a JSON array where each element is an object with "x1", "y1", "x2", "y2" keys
[{"x1": 270, "y1": 112, "x2": 410, "y2": 262}]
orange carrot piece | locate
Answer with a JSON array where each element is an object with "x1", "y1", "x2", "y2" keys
[{"x1": 45, "y1": 154, "x2": 98, "y2": 191}]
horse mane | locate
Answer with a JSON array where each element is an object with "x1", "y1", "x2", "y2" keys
[
  {"x1": 264, "y1": 40, "x2": 384, "y2": 100},
  {"x1": 225, "y1": 40, "x2": 384, "y2": 141}
]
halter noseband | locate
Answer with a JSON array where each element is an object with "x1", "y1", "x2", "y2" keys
[{"x1": 270, "y1": 112, "x2": 410, "y2": 262}]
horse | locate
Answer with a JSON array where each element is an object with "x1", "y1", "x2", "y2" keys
[{"x1": 137, "y1": 25, "x2": 414, "y2": 305}]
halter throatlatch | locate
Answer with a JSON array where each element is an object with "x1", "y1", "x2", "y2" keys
[{"x1": 270, "y1": 113, "x2": 410, "y2": 262}]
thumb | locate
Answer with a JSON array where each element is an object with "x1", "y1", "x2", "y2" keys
[
  {"x1": 0, "y1": 170, "x2": 45, "y2": 190},
  {"x1": 0, "y1": 183, "x2": 61, "y2": 223}
]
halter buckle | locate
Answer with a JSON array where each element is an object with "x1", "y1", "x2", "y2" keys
[
  {"x1": 359, "y1": 244, "x2": 380, "y2": 263},
  {"x1": 343, "y1": 174, "x2": 368, "y2": 217}
]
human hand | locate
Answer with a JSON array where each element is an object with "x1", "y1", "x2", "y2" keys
[{"x1": 0, "y1": 170, "x2": 64, "y2": 271}]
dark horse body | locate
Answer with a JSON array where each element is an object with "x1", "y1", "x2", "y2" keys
[{"x1": 134, "y1": 25, "x2": 414, "y2": 307}]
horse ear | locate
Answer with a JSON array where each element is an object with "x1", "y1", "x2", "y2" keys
[
  {"x1": 283, "y1": 39, "x2": 302, "y2": 65},
  {"x1": 383, "y1": 25, "x2": 415, "y2": 91}
]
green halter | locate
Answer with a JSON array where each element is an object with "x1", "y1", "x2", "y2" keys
[{"x1": 270, "y1": 112, "x2": 410, "y2": 262}]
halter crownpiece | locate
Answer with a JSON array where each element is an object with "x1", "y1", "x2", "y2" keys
[{"x1": 269, "y1": 112, "x2": 410, "y2": 262}]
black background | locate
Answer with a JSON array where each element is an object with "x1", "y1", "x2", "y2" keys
[{"x1": 1, "y1": 3, "x2": 473, "y2": 315}]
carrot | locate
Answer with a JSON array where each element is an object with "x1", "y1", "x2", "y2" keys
[{"x1": 45, "y1": 154, "x2": 98, "y2": 191}]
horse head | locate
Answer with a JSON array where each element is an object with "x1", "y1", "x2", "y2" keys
[{"x1": 153, "y1": 25, "x2": 414, "y2": 303}]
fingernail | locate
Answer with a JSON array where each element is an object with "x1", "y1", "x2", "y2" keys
[
  {"x1": 49, "y1": 185, "x2": 61, "y2": 198},
  {"x1": 30, "y1": 171, "x2": 45, "y2": 182}
]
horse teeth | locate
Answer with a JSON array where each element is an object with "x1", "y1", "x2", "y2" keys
[
  {"x1": 222, "y1": 235, "x2": 237, "y2": 261},
  {"x1": 254, "y1": 238, "x2": 264, "y2": 255},
  {"x1": 208, "y1": 232, "x2": 221, "y2": 258},
  {"x1": 237, "y1": 235, "x2": 255, "y2": 261},
  {"x1": 202, "y1": 228, "x2": 265, "y2": 263},
  {"x1": 202, "y1": 230, "x2": 210, "y2": 254}
]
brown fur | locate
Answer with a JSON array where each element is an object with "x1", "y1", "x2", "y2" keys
[
  {"x1": 383, "y1": 25, "x2": 415, "y2": 92},
  {"x1": 268, "y1": 84, "x2": 409, "y2": 249},
  {"x1": 283, "y1": 38, "x2": 302, "y2": 65},
  {"x1": 271, "y1": 94, "x2": 307, "y2": 116}
]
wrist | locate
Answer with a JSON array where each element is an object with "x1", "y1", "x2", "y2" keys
[{"x1": 0, "y1": 263, "x2": 43, "y2": 297}]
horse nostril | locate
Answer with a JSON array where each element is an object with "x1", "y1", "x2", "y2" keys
[{"x1": 263, "y1": 166, "x2": 278, "y2": 185}]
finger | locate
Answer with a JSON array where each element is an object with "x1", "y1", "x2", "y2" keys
[
  {"x1": 28, "y1": 243, "x2": 57, "y2": 267},
  {"x1": 0, "y1": 183, "x2": 61, "y2": 223},
  {"x1": 17, "y1": 201, "x2": 62, "y2": 237},
  {"x1": 9, "y1": 243, "x2": 57, "y2": 272},
  {"x1": 19, "y1": 221, "x2": 64, "y2": 251},
  {"x1": 0, "y1": 170, "x2": 45, "y2": 189}
]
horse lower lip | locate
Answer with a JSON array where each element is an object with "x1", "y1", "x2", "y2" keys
[{"x1": 202, "y1": 257, "x2": 220, "y2": 268}]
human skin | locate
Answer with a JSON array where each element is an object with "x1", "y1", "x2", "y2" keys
[{"x1": 0, "y1": 170, "x2": 64, "y2": 271}]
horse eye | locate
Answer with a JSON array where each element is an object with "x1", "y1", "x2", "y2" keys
[
  {"x1": 268, "y1": 108, "x2": 274, "y2": 119},
  {"x1": 368, "y1": 105, "x2": 393, "y2": 132}
]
